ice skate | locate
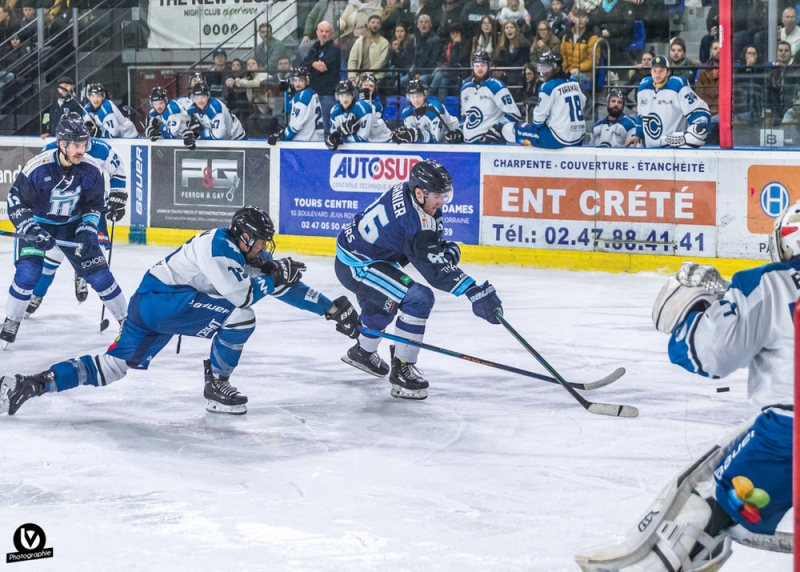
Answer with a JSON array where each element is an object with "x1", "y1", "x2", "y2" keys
[
  {"x1": 203, "y1": 359, "x2": 247, "y2": 415},
  {"x1": 0, "y1": 318, "x2": 20, "y2": 350},
  {"x1": 74, "y1": 274, "x2": 88, "y2": 303},
  {"x1": 389, "y1": 354, "x2": 429, "y2": 400},
  {"x1": 25, "y1": 295, "x2": 43, "y2": 318},
  {"x1": 341, "y1": 342, "x2": 389, "y2": 377},
  {"x1": 0, "y1": 370, "x2": 52, "y2": 415}
]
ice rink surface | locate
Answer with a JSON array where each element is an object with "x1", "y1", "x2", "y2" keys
[{"x1": 0, "y1": 241, "x2": 791, "y2": 571}]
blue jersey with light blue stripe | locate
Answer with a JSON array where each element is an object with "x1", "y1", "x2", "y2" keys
[{"x1": 43, "y1": 137, "x2": 126, "y2": 193}]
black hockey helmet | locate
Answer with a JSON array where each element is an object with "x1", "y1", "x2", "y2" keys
[
  {"x1": 150, "y1": 86, "x2": 168, "y2": 102},
  {"x1": 358, "y1": 73, "x2": 378, "y2": 90},
  {"x1": 406, "y1": 79, "x2": 427, "y2": 96},
  {"x1": 86, "y1": 82, "x2": 106, "y2": 97},
  {"x1": 607, "y1": 88, "x2": 625, "y2": 102},
  {"x1": 408, "y1": 159, "x2": 453, "y2": 204},
  {"x1": 335, "y1": 80, "x2": 356, "y2": 97},
  {"x1": 191, "y1": 80, "x2": 210, "y2": 96},
  {"x1": 291, "y1": 66, "x2": 310, "y2": 85},
  {"x1": 538, "y1": 50, "x2": 562, "y2": 69},
  {"x1": 471, "y1": 50, "x2": 492, "y2": 66},
  {"x1": 228, "y1": 206, "x2": 276, "y2": 253},
  {"x1": 56, "y1": 112, "x2": 91, "y2": 144}
]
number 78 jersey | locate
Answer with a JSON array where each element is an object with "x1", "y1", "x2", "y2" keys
[{"x1": 533, "y1": 77, "x2": 587, "y2": 146}]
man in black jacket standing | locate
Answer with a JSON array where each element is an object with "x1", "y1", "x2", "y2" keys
[
  {"x1": 301, "y1": 20, "x2": 341, "y2": 135},
  {"x1": 40, "y1": 76, "x2": 84, "y2": 139},
  {"x1": 406, "y1": 14, "x2": 440, "y2": 87}
]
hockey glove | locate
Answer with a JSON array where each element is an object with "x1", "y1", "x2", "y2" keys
[
  {"x1": 480, "y1": 124, "x2": 505, "y2": 144},
  {"x1": 84, "y1": 120, "x2": 101, "y2": 138},
  {"x1": 442, "y1": 241, "x2": 461, "y2": 265},
  {"x1": 325, "y1": 131, "x2": 343, "y2": 151},
  {"x1": 466, "y1": 281, "x2": 503, "y2": 325},
  {"x1": 145, "y1": 117, "x2": 162, "y2": 142},
  {"x1": 339, "y1": 115, "x2": 361, "y2": 137},
  {"x1": 664, "y1": 124, "x2": 708, "y2": 148},
  {"x1": 106, "y1": 191, "x2": 128, "y2": 221},
  {"x1": 444, "y1": 128, "x2": 464, "y2": 143},
  {"x1": 391, "y1": 126, "x2": 421, "y2": 144},
  {"x1": 183, "y1": 129, "x2": 197, "y2": 150},
  {"x1": 325, "y1": 296, "x2": 360, "y2": 339},
  {"x1": 18, "y1": 219, "x2": 55, "y2": 251},
  {"x1": 267, "y1": 129, "x2": 284, "y2": 146},
  {"x1": 263, "y1": 257, "x2": 306, "y2": 288},
  {"x1": 183, "y1": 116, "x2": 201, "y2": 150},
  {"x1": 75, "y1": 222, "x2": 100, "y2": 254}
]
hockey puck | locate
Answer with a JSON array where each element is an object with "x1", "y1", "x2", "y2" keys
[{"x1": 716, "y1": 387, "x2": 730, "y2": 393}]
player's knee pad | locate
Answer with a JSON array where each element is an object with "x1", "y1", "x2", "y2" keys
[
  {"x1": 360, "y1": 309, "x2": 394, "y2": 333},
  {"x1": 83, "y1": 268, "x2": 121, "y2": 300},
  {"x1": 399, "y1": 283, "x2": 434, "y2": 319},
  {"x1": 50, "y1": 353, "x2": 129, "y2": 391},
  {"x1": 221, "y1": 307, "x2": 256, "y2": 333},
  {"x1": 12, "y1": 258, "x2": 44, "y2": 291},
  {"x1": 210, "y1": 321, "x2": 255, "y2": 377}
]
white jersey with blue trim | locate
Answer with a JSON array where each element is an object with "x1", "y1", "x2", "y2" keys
[
  {"x1": 42, "y1": 137, "x2": 126, "y2": 196},
  {"x1": 590, "y1": 114, "x2": 637, "y2": 147},
  {"x1": 285, "y1": 88, "x2": 324, "y2": 141},
  {"x1": 330, "y1": 100, "x2": 391, "y2": 143},
  {"x1": 84, "y1": 99, "x2": 139, "y2": 139},
  {"x1": 459, "y1": 76, "x2": 521, "y2": 143},
  {"x1": 187, "y1": 97, "x2": 245, "y2": 141},
  {"x1": 668, "y1": 260, "x2": 799, "y2": 409},
  {"x1": 401, "y1": 99, "x2": 460, "y2": 143},
  {"x1": 635, "y1": 76, "x2": 711, "y2": 148},
  {"x1": 533, "y1": 77, "x2": 587, "y2": 146},
  {"x1": 149, "y1": 99, "x2": 186, "y2": 139}
]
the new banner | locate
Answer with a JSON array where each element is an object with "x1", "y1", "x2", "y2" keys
[{"x1": 279, "y1": 149, "x2": 482, "y2": 245}]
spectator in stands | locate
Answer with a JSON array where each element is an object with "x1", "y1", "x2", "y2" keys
[
  {"x1": 699, "y1": 3, "x2": 718, "y2": 64},
  {"x1": 781, "y1": 90, "x2": 800, "y2": 124},
  {"x1": 530, "y1": 20, "x2": 560, "y2": 64},
  {"x1": 227, "y1": 57, "x2": 272, "y2": 136},
  {"x1": 696, "y1": 39, "x2": 720, "y2": 142},
  {"x1": 428, "y1": 22, "x2": 471, "y2": 101},
  {"x1": 781, "y1": 7, "x2": 800, "y2": 57},
  {"x1": 224, "y1": 59, "x2": 250, "y2": 119},
  {"x1": 497, "y1": 0, "x2": 530, "y2": 33},
  {"x1": 546, "y1": 0, "x2": 569, "y2": 39},
  {"x1": 522, "y1": 0, "x2": 547, "y2": 41},
  {"x1": 406, "y1": 14, "x2": 440, "y2": 86},
  {"x1": 205, "y1": 48, "x2": 230, "y2": 99},
  {"x1": 300, "y1": 20, "x2": 341, "y2": 135},
  {"x1": 521, "y1": 62, "x2": 540, "y2": 121},
  {"x1": 733, "y1": 0, "x2": 767, "y2": 62},
  {"x1": 590, "y1": 0, "x2": 634, "y2": 65},
  {"x1": 339, "y1": 0, "x2": 382, "y2": 54},
  {"x1": 255, "y1": 23, "x2": 286, "y2": 72},
  {"x1": 0, "y1": 4, "x2": 18, "y2": 51},
  {"x1": 627, "y1": 49, "x2": 653, "y2": 99},
  {"x1": 471, "y1": 15, "x2": 496, "y2": 57},
  {"x1": 560, "y1": 8, "x2": 598, "y2": 86},
  {"x1": 386, "y1": 23, "x2": 414, "y2": 89},
  {"x1": 461, "y1": 0, "x2": 493, "y2": 40},
  {"x1": 17, "y1": 0, "x2": 36, "y2": 45},
  {"x1": 265, "y1": 57, "x2": 293, "y2": 126},
  {"x1": 302, "y1": 0, "x2": 347, "y2": 45},
  {"x1": 348, "y1": 14, "x2": 390, "y2": 81},
  {"x1": 416, "y1": 0, "x2": 442, "y2": 34},
  {"x1": 41, "y1": 75, "x2": 84, "y2": 138},
  {"x1": 439, "y1": 0, "x2": 465, "y2": 39},
  {"x1": 734, "y1": 45, "x2": 763, "y2": 125},
  {"x1": 635, "y1": 0, "x2": 669, "y2": 43},
  {"x1": 495, "y1": 21, "x2": 530, "y2": 93},
  {"x1": 381, "y1": 0, "x2": 414, "y2": 40},
  {"x1": 668, "y1": 37, "x2": 700, "y2": 84},
  {"x1": 768, "y1": 41, "x2": 800, "y2": 118}
]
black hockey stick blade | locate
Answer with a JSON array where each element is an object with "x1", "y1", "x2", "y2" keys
[
  {"x1": 495, "y1": 312, "x2": 638, "y2": 418},
  {"x1": 99, "y1": 219, "x2": 116, "y2": 332},
  {"x1": 734, "y1": 531, "x2": 792, "y2": 553},
  {"x1": 99, "y1": 318, "x2": 110, "y2": 332},
  {"x1": 360, "y1": 327, "x2": 622, "y2": 391}
]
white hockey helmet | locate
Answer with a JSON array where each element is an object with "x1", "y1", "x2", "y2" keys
[{"x1": 769, "y1": 200, "x2": 800, "y2": 262}]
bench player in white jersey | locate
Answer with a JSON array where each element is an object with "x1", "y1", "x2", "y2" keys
[
  {"x1": 576, "y1": 205, "x2": 798, "y2": 571},
  {"x1": 506, "y1": 51, "x2": 586, "y2": 148},
  {"x1": 448, "y1": 50, "x2": 521, "y2": 144},
  {"x1": 391, "y1": 79, "x2": 460, "y2": 144},
  {"x1": 184, "y1": 80, "x2": 245, "y2": 149},
  {"x1": 83, "y1": 83, "x2": 139, "y2": 139},
  {"x1": 589, "y1": 89, "x2": 637, "y2": 147},
  {"x1": 145, "y1": 86, "x2": 187, "y2": 141},
  {"x1": 356, "y1": 74, "x2": 384, "y2": 116},
  {"x1": 267, "y1": 67, "x2": 324, "y2": 144},
  {"x1": 0, "y1": 206, "x2": 362, "y2": 416},
  {"x1": 325, "y1": 80, "x2": 392, "y2": 151},
  {"x1": 175, "y1": 72, "x2": 204, "y2": 112},
  {"x1": 625, "y1": 55, "x2": 711, "y2": 148}
]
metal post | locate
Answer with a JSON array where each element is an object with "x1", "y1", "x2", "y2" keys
[
  {"x1": 36, "y1": 8, "x2": 46, "y2": 133},
  {"x1": 769, "y1": 0, "x2": 778, "y2": 65},
  {"x1": 73, "y1": 7, "x2": 80, "y2": 84},
  {"x1": 719, "y1": 0, "x2": 732, "y2": 148}
]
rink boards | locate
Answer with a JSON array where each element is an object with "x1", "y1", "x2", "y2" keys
[{"x1": 1, "y1": 137, "x2": 798, "y2": 276}]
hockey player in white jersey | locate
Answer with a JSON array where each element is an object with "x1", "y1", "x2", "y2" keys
[
  {"x1": 84, "y1": 83, "x2": 139, "y2": 139},
  {"x1": 506, "y1": 51, "x2": 586, "y2": 148},
  {"x1": 589, "y1": 89, "x2": 637, "y2": 147},
  {"x1": 391, "y1": 79, "x2": 460, "y2": 144},
  {"x1": 576, "y1": 205, "x2": 798, "y2": 571},
  {"x1": 267, "y1": 67, "x2": 324, "y2": 144},
  {"x1": 448, "y1": 50, "x2": 521, "y2": 144},
  {"x1": 325, "y1": 80, "x2": 392, "y2": 151},
  {"x1": 625, "y1": 55, "x2": 711, "y2": 148},
  {"x1": 175, "y1": 72, "x2": 204, "y2": 112},
  {"x1": 357, "y1": 74, "x2": 384, "y2": 117},
  {"x1": 0, "y1": 206, "x2": 362, "y2": 416},
  {"x1": 145, "y1": 86, "x2": 186, "y2": 141},
  {"x1": 184, "y1": 80, "x2": 245, "y2": 148}
]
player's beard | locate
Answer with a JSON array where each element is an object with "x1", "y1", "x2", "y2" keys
[
  {"x1": 472, "y1": 70, "x2": 489, "y2": 83},
  {"x1": 606, "y1": 105, "x2": 623, "y2": 119}
]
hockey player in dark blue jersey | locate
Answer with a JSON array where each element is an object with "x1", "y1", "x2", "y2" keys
[
  {"x1": 145, "y1": 86, "x2": 187, "y2": 141},
  {"x1": 325, "y1": 80, "x2": 392, "y2": 151},
  {"x1": 335, "y1": 159, "x2": 503, "y2": 400},
  {"x1": 391, "y1": 80, "x2": 460, "y2": 144},
  {"x1": 1, "y1": 115, "x2": 128, "y2": 347},
  {"x1": 589, "y1": 89, "x2": 637, "y2": 147}
]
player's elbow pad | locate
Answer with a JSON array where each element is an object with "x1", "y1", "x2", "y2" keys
[{"x1": 249, "y1": 275, "x2": 276, "y2": 305}]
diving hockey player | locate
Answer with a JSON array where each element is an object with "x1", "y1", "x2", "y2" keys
[
  {"x1": 325, "y1": 80, "x2": 392, "y2": 151},
  {"x1": 267, "y1": 67, "x2": 324, "y2": 144},
  {"x1": 625, "y1": 55, "x2": 711, "y2": 148},
  {"x1": 83, "y1": 83, "x2": 139, "y2": 139},
  {"x1": 335, "y1": 159, "x2": 504, "y2": 400},
  {"x1": 184, "y1": 80, "x2": 245, "y2": 149},
  {"x1": 0, "y1": 115, "x2": 128, "y2": 347},
  {"x1": 589, "y1": 89, "x2": 637, "y2": 147},
  {"x1": 145, "y1": 86, "x2": 186, "y2": 141},
  {"x1": 447, "y1": 50, "x2": 520, "y2": 144},
  {"x1": 0, "y1": 206, "x2": 361, "y2": 416},
  {"x1": 391, "y1": 79, "x2": 460, "y2": 144},
  {"x1": 507, "y1": 51, "x2": 586, "y2": 148},
  {"x1": 575, "y1": 203, "x2": 798, "y2": 571}
]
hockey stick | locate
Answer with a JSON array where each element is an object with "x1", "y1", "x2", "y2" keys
[
  {"x1": 360, "y1": 327, "x2": 624, "y2": 390},
  {"x1": 425, "y1": 104, "x2": 455, "y2": 135},
  {"x1": 0, "y1": 230, "x2": 83, "y2": 255},
  {"x1": 99, "y1": 218, "x2": 116, "y2": 332},
  {"x1": 495, "y1": 312, "x2": 638, "y2": 418},
  {"x1": 733, "y1": 531, "x2": 792, "y2": 553}
]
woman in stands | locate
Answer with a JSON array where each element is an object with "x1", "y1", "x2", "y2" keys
[
  {"x1": 734, "y1": 45, "x2": 765, "y2": 126},
  {"x1": 471, "y1": 15, "x2": 497, "y2": 59},
  {"x1": 495, "y1": 21, "x2": 530, "y2": 96},
  {"x1": 530, "y1": 20, "x2": 560, "y2": 65}
]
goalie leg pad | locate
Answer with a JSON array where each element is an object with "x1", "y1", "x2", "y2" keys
[{"x1": 652, "y1": 275, "x2": 720, "y2": 334}]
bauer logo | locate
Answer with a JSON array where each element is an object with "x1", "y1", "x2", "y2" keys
[
  {"x1": 329, "y1": 154, "x2": 422, "y2": 193},
  {"x1": 6, "y1": 523, "x2": 53, "y2": 563}
]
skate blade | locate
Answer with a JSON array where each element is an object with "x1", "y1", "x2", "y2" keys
[
  {"x1": 205, "y1": 400, "x2": 247, "y2": 415},
  {"x1": 1, "y1": 341, "x2": 10, "y2": 351},
  {"x1": 341, "y1": 354, "x2": 388, "y2": 378},
  {"x1": 390, "y1": 384, "x2": 428, "y2": 400}
]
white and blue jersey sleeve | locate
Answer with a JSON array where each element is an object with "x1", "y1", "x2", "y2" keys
[
  {"x1": 459, "y1": 77, "x2": 521, "y2": 143},
  {"x1": 149, "y1": 100, "x2": 186, "y2": 139},
  {"x1": 401, "y1": 99, "x2": 459, "y2": 143},
  {"x1": 84, "y1": 99, "x2": 139, "y2": 139},
  {"x1": 635, "y1": 76, "x2": 711, "y2": 148},
  {"x1": 667, "y1": 260, "x2": 799, "y2": 409},
  {"x1": 590, "y1": 114, "x2": 637, "y2": 147},
  {"x1": 533, "y1": 77, "x2": 587, "y2": 146},
  {"x1": 187, "y1": 97, "x2": 245, "y2": 141},
  {"x1": 330, "y1": 101, "x2": 391, "y2": 143},
  {"x1": 285, "y1": 88, "x2": 324, "y2": 141}
]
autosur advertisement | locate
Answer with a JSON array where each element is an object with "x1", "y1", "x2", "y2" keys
[
  {"x1": 279, "y1": 149, "x2": 482, "y2": 245},
  {"x1": 481, "y1": 151, "x2": 718, "y2": 257}
]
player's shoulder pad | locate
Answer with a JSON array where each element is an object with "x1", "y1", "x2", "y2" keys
[
  {"x1": 22, "y1": 149, "x2": 56, "y2": 177},
  {"x1": 79, "y1": 154, "x2": 105, "y2": 177},
  {"x1": 461, "y1": 79, "x2": 477, "y2": 92},
  {"x1": 538, "y1": 78, "x2": 563, "y2": 97},
  {"x1": 620, "y1": 114, "x2": 637, "y2": 129},
  {"x1": 665, "y1": 75, "x2": 690, "y2": 92},
  {"x1": 400, "y1": 105, "x2": 414, "y2": 120},
  {"x1": 83, "y1": 101, "x2": 93, "y2": 113},
  {"x1": 592, "y1": 117, "x2": 607, "y2": 129},
  {"x1": 296, "y1": 89, "x2": 315, "y2": 105},
  {"x1": 186, "y1": 103, "x2": 199, "y2": 115},
  {"x1": 102, "y1": 100, "x2": 116, "y2": 114},
  {"x1": 329, "y1": 104, "x2": 344, "y2": 119},
  {"x1": 638, "y1": 76, "x2": 655, "y2": 92},
  {"x1": 208, "y1": 98, "x2": 224, "y2": 114},
  {"x1": 148, "y1": 108, "x2": 157, "y2": 118},
  {"x1": 210, "y1": 227, "x2": 246, "y2": 265},
  {"x1": 729, "y1": 259, "x2": 800, "y2": 297},
  {"x1": 483, "y1": 77, "x2": 508, "y2": 95},
  {"x1": 354, "y1": 100, "x2": 372, "y2": 117},
  {"x1": 167, "y1": 100, "x2": 183, "y2": 114},
  {"x1": 88, "y1": 138, "x2": 112, "y2": 160}
]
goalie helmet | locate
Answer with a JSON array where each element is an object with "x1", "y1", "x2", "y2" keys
[
  {"x1": 228, "y1": 206, "x2": 276, "y2": 253},
  {"x1": 770, "y1": 200, "x2": 800, "y2": 262},
  {"x1": 56, "y1": 112, "x2": 90, "y2": 144},
  {"x1": 86, "y1": 83, "x2": 106, "y2": 97},
  {"x1": 149, "y1": 86, "x2": 168, "y2": 102},
  {"x1": 408, "y1": 159, "x2": 453, "y2": 204}
]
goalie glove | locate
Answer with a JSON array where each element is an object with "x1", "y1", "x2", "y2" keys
[
  {"x1": 325, "y1": 131, "x2": 343, "y2": 151},
  {"x1": 145, "y1": 117, "x2": 161, "y2": 142},
  {"x1": 444, "y1": 128, "x2": 464, "y2": 143},
  {"x1": 338, "y1": 114, "x2": 361, "y2": 137},
  {"x1": 480, "y1": 124, "x2": 505, "y2": 144},
  {"x1": 325, "y1": 296, "x2": 360, "y2": 339},
  {"x1": 665, "y1": 123, "x2": 708, "y2": 148},
  {"x1": 391, "y1": 126, "x2": 422, "y2": 144},
  {"x1": 652, "y1": 261, "x2": 727, "y2": 334}
]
